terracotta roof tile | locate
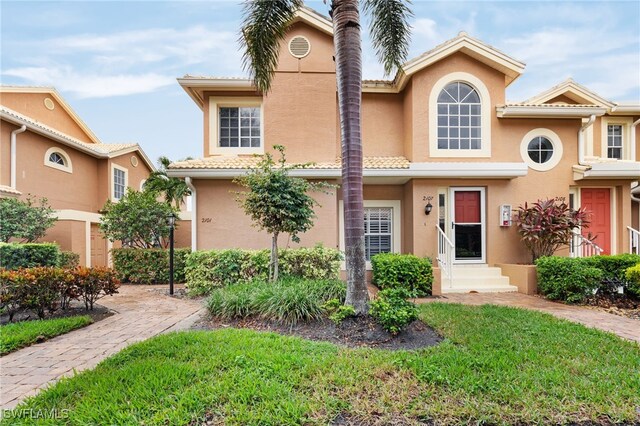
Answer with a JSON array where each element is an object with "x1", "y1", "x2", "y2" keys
[{"x1": 168, "y1": 155, "x2": 410, "y2": 170}]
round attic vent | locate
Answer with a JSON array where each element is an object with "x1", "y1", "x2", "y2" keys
[
  {"x1": 44, "y1": 98, "x2": 55, "y2": 110},
  {"x1": 130, "y1": 156, "x2": 139, "y2": 167},
  {"x1": 288, "y1": 36, "x2": 310, "y2": 59}
]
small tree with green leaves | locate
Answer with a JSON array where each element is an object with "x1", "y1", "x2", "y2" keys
[
  {"x1": 235, "y1": 145, "x2": 331, "y2": 282},
  {"x1": 0, "y1": 196, "x2": 57, "y2": 243},
  {"x1": 514, "y1": 197, "x2": 591, "y2": 263},
  {"x1": 99, "y1": 190, "x2": 178, "y2": 249}
]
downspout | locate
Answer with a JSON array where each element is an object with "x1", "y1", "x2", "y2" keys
[
  {"x1": 578, "y1": 115, "x2": 596, "y2": 165},
  {"x1": 631, "y1": 119, "x2": 640, "y2": 203},
  {"x1": 10, "y1": 125, "x2": 27, "y2": 189},
  {"x1": 185, "y1": 177, "x2": 197, "y2": 251}
]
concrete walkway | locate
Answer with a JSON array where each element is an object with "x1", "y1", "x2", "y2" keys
[
  {"x1": 416, "y1": 292, "x2": 640, "y2": 343},
  {"x1": 0, "y1": 285, "x2": 204, "y2": 410}
]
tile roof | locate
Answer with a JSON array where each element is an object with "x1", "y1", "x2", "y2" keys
[
  {"x1": 0, "y1": 185, "x2": 22, "y2": 196},
  {"x1": 168, "y1": 156, "x2": 410, "y2": 170},
  {"x1": 0, "y1": 106, "x2": 140, "y2": 157},
  {"x1": 500, "y1": 103, "x2": 602, "y2": 108}
]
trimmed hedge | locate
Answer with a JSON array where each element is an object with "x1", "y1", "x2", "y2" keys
[
  {"x1": 186, "y1": 246, "x2": 342, "y2": 296},
  {"x1": 58, "y1": 251, "x2": 80, "y2": 269},
  {"x1": 536, "y1": 254, "x2": 640, "y2": 303},
  {"x1": 371, "y1": 253, "x2": 433, "y2": 297},
  {"x1": 112, "y1": 248, "x2": 191, "y2": 284},
  {"x1": 625, "y1": 263, "x2": 640, "y2": 298},
  {"x1": 0, "y1": 243, "x2": 61, "y2": 270}
]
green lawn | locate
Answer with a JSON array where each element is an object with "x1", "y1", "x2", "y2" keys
[
  {"x1": 0, "y1": 316, "x2": 93, "y2": 355},
  {"x1": 4, "y1": 304, "x2": 639, "y2": 425}
]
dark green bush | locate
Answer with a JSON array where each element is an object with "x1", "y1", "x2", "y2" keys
[
  {"x1": 0, "y1": 243, "x2": 61, "y2": 270},
  {"x1": 582, "y1": 254, "x2": 640, "y2": 282},
  {"x1": 58, "y1": 251, "x2": 80, "y2": 269},
  {"x1": 369, "y1": 287, "x2": 418, "y2": 335},
  {"x1": 625, "y1": 263, "x2": 640, "y2": 298},
  {"x1": 187, "y1": 246, "x2": 342, "y2": 295},
  {"x1": 206, "y1": 277, "x2": 346, "y2": 325},
  {"x1": 536, "y1": 257, "x2": 603, "y2": 303},
  {"x1": 112, "y1": 248, "x2": 190, "y2": 284},
  {"x1": 371, "y1": 253, "x2": 433, "y2": 297}
]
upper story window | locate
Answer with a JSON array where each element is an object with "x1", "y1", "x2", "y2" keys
[
  {"x1": 519, "y1": 128, "x2": 563, "y2": 172},
  {"x1": 209, "y1": 97, "x2": 263, "y2": 156},
  {"x1": 429, "y1": 72, "x2": 491, "y2": 158},
  {"x1": 437, "y1": 82, "x2": 481, "y2": 150},
  {"x1": 219, "y1": 107, "x2": 261, "y2": 148},
  {"x1": 44, "y1": 147, "x2": 72, "y2": 173},
  {"x1": 112, "y1": 164, "x2": 128, "y2": 201},
  {"x1": 607, "y1": 124, "x2": 623, "y2": 159}
]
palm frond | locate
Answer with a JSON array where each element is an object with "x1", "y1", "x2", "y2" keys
[
  {"x1": 240, "y1": 0, "x2": 304, "y2": 93},
  {"x1": 362, "y1": 0, "x2": 413, "y2": 76}
]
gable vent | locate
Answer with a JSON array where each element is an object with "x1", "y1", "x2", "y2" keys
[{"x1": 288, "y1": 36, "x2": 310, "y2": 59}]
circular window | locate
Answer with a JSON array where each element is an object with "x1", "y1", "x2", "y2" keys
[
  {"x1": 44, "y1": 98, "x2": 55, "y2": 110},
  {"x1": 130, "y1": 156, "x2": 139, "y2": 167},
  {"x1": 520, "y1": 128, "x2": 563, "y2": 171},
  {"x1": 288, "y1": 36, "x2": 310, "y2": 58},
  {"x1": 527, "y1": 136, "x2": 553, "y2": 164}
]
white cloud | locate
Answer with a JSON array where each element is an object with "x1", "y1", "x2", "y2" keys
[
  {"x1": 3, "y1": 25, "x2": 243, "y2": 98},
  {"x1": 3, "y1": 66, "x2": 175, "y2": 98}
]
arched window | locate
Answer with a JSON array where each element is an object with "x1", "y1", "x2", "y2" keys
[
  {"x1": 44, "y1": 147, "x2": 73, "y2": 173},
  {"x1": 437, "y1": 82, "x2": 481, "y2": 150}
]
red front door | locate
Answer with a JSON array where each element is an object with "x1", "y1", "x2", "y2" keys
[
  {"x1": 452, "y1": 189, "x2": 484, "y2": 262},
  {"x1": 581, "y1": 188, "x2": 611, "y2": 254}
]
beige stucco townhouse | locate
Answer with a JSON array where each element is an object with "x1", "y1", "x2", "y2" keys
[
  {"x1": 167, "y1": 7, "x2": 640, "y2": 293},
  {"x1": 0, "y1": 86, "x2": 156, "y2": 267}
]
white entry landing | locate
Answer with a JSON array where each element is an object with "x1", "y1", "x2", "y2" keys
[{"x1": 442, "y1": 265, "x2": 518, "y2": 293}]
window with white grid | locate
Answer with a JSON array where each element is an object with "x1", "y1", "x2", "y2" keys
[
  {"x1": 364, "y1": 207, "x2": 393, "y2": 261},
  {"x1": 219, "y1": 107, "x2": 261, "y2": 148},
  {"x1": 437, "y1": 82, "x2": 481, "y2": 150},
  {"x1": 113, "y1": 168, "x2": 126, "y2": 200},
  {"x1": 607, "y1": 124, "x2": 623, "y2": 159}
]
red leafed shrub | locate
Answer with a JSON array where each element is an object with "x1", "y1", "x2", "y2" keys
[
  {"x1": 21, "y1": 267, "x2": 73, "y2": 319},
  {"x1": 72, "y1": 267, "x2": 120, "y2": 310},
  {"x1": 0, "y1": 269, "x2": 32, "y2": 321},
  {"x1": 514, "y1": 198, "x2": 591, "y2": 263}
]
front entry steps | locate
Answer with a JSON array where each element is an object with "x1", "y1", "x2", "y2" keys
[{"x1": 442, "y1": 265, "x2": 518, "y2": 293}]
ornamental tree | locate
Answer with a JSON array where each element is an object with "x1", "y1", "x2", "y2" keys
[
  {"x1": 0, "y1": 196, "x2": 57, "y2": 243},
  {"x1": 99, "y1": 189, "x2": 178, "y2": 249},
  {"x1": 235, "y1": 145, "x2": 332, "y2": 281},
  {"x1": 514, "y1": 197, "x2": 591, "y2": 263}
]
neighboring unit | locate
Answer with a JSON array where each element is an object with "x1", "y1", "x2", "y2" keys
[
  {"x1": 0, "y1": 86, "x2": 154, "y2": 266},
  {"x1": 167, "y1": 7, "x2": 640, "y2": 293}
]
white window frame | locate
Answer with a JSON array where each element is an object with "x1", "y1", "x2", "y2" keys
[
  {"x1": 209, "y1": 97, "x2": 264, "y2": 156},
  {"x1": 44, "y1": 147, "x2": 73, "y2": 173},
  {"x1": 519, "y1": 128, "x2": 563, "y2": 171},
  {"x1": 429, "y1": 72, "x2": 491, "y2": 158},
  {"x1": 111, "y1": 163, "x2": 128, "y2": 202},
  {"x1": 601, "y1": 117, "x2": 632, "y2": 161},
  {"x1": 338, "y1": 200, "x2": 402, "y2": 269}
]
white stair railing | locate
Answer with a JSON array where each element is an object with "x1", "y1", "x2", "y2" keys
[
  {"x1": 436, "y1": 225, "x2": 454, "y2": 288},
  {"x1": 629, "y1": 226, "x2": 640, "y2": 254},
  {"x1": 570, "y1": 229, "x2": 604, "y2": 258}
]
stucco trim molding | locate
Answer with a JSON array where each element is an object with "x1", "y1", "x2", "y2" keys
[
  {"x1": 55, "y1": 209, "x2": 102, "y2": 222},
  {"x1": 496, "y1": 105, "x2": 608, "y2": 118},
  {"x1": 573, "y1": 163, "x2": 640, "y2": 180}
]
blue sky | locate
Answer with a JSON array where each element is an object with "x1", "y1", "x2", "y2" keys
[{"x1": 2, "y1": 1, "x2": 639, "y2": 164}]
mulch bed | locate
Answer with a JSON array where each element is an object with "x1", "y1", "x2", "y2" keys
[
  {"x1": 1, "y1": 300, "x2": 114, "y2": 325},
  {"x1": 192, "y1": 315, "x2": 442, "y2": 351},
  {"x1": 583, "y1": 295, "x2": 640, "y2": 321}
]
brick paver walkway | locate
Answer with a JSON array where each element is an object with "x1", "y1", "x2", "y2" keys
[
  {"x1": 0, "y1": 285, "x2": 204, "y2": 410},
  {"x1": 416, "y1": 292, "x2": 640, "y2": 343}
]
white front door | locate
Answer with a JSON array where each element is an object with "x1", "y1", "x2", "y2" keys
[{"x1": 450, "y1": 187, "x2": 486, "y2": 264}]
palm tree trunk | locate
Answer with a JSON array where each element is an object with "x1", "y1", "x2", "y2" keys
[{"x1": 332, "y1": 0, "x2": 369, "y2": 314}]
